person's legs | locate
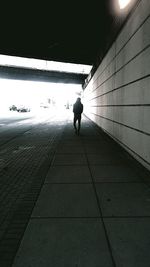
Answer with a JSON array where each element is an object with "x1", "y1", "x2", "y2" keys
[
  {"x1": 73, "y1": 114, "x2": 81, "y2": 135},
  {"x1": 77, "y1": 116, "x2": 81, "y2": 135},
  {"x1": 73, "y1": 115, "x2": 78, "y2": 134}
]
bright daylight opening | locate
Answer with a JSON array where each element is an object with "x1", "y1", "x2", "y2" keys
[
  {"x1": 0, "y1": 54, "x2": 91, "y2": 120},
  {"x1": 118, "y1": 0, "x2": 131, "y2": 9},
  {"x1": 0, "y1": 79, "x2": 83, "y2": 117}
]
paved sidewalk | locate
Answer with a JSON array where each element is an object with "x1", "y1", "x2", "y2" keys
[{"x1": 1, "y1": 113, "x2": 150, "y2": 267}]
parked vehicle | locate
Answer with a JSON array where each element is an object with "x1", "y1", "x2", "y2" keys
[
  {"x1": 9, "y1": 105, "x2": 18, "y2": 111},
  {"x1": 17, "y1": 105, "x2": 30, "y2": 112}
]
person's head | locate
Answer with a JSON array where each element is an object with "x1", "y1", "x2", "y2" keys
[{"x1": 76, "y1": 97, "x2": 81, "y2": 102}]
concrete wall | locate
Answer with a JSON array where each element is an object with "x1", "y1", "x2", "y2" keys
[{"x1": 83, "y1": 0, "x2": 150, "y2": 171}]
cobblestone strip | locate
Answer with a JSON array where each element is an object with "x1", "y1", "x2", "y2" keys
[{"x1": 0, "y1": 120, "x2": 65, "y2": 267}]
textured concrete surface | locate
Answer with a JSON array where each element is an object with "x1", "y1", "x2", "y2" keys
[
  {"x1": 83, "y1": 0, "x2": 150, "y2": 171},
  {"x1": 0, "y1": 111, "x2": 150, "y2": 267}
]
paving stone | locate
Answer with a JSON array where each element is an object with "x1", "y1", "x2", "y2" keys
[
  {"x1": 56, "y1": 144, "x2": 85, "y2": 154},
  {"x1": 31, "y1": 184, "x2": 100, "y2": 217},
  {"x1": 45, "y1": 165, "x2": 92, "y2": 183},
  {"x1": 12, "y1": 218, "x2": 114, "y2": 267},
  {"x1": 90, "y1": 165, "x2": 141, "y2": 182},
  {"x1": 87, "y1": 153, "x2": 127, "y2": 165},
  {"x1": 84, "y1": 143, "x2": 120, "y2": 153},
  {"x1": 104, "y1": 218, "x2": 150, "y2": 267},
  {"x1": 96, "y1": 183, "x2": 150, "y2": 216},
  {"x1": 52, "y1": 154, "x2": 87, "y2": 165}
]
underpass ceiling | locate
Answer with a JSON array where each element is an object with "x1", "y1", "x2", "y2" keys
[{"x1": 0, "y1": 0, "x2": 138, "y2": 83}]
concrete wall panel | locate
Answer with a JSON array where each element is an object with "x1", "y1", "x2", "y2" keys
[
  {"x1": 90, "y1": 106, "x2": 150, "y2": 133},
  {"x1": 116, "y1": 0, "x2": 150, "y2": 53},
  {"x1": 83, "y1": 0, "x2": 150, "y2": 171},
  {"x1": 116, "y1": 17, "x2": 150, "y2": 72},
  {"x1": 115, "y1": 46, "x2": 150, "y2": 88},
  {"x1": 93, "y1": 44, "x2": 116, "y2": 83}
]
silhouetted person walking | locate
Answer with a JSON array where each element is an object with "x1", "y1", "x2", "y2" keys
[{"x1": 73, "y1": 97, "x2": 83, "y2": 135}]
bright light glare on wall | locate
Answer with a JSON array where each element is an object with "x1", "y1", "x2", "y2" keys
[{"x1": 118, "y1": 0, "x2": 131, "y2": 9}]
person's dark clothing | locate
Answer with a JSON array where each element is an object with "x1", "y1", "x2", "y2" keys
[
  {"x1": 73, "y1": 101, "x2": 83, "y2": 115},
  {"x1": 73, "y1": 98, "x2": 83, "y2": 135}
]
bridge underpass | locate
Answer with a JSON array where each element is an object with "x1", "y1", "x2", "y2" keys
[
  {"x1": 0, "y1": 59, "x2": 88, "y2": 115},
  {"x1": 0, "y1": 0, "x2": 150, "y2": 266},
  {"x1": 0, "y1": 65, "x2": 87, "y2": 84}
]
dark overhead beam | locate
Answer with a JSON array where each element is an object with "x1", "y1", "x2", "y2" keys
[{"x1": 0, "y1": 66, "x2": 87, "y2": 85}]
